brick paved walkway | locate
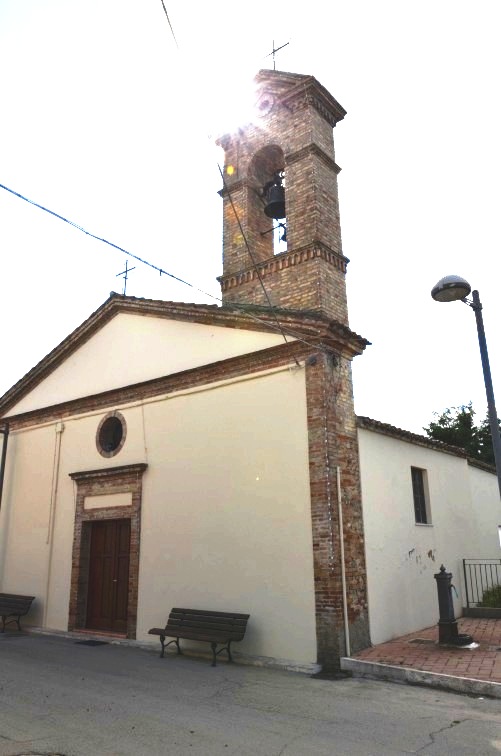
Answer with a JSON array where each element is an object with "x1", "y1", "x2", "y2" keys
[{"x1": 354, "y1": 618, "x2": 501, "y2": 683}]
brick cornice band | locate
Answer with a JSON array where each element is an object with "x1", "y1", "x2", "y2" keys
[
  {"x1": 218, "y1": 243, "x2": 349, "y2": 292},
  {"x1": 69, "y1": 463, "x2": 148, "y2": 482},
  {"x1": 285, "y1": 143, "x2": 341, "y2": 174}
]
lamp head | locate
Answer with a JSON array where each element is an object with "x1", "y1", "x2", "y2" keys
[{"x1": 431, "y1": 275, "x2": 472, "y2": 303}]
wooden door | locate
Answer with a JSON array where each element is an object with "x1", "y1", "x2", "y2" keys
[{"x1": 86, "y1": 519, "x2": 130, "y2": 634}]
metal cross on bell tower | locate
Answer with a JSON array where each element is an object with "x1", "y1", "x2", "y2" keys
[{"x1": 265, "y1": 40, "x2": 290, "y2": 70}]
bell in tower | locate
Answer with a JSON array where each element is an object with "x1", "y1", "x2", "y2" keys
[{"x1": 262, "y1": 172, "x2": 286, "y2": 220}]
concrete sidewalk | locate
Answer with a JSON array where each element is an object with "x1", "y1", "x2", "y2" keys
[{"x1": 342, "y1": 617, "x2": 501, "y2": 698}]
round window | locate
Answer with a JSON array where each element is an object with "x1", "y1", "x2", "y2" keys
[{"x1": 96, "y1": 412, "x2": 126, "y2": 457}]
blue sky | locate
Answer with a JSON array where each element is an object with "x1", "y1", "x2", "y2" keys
[{"x1": 1, "y1": 0, "x2": 500, "y2": 434}]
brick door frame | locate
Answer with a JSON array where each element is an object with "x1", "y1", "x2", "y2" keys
[{"x1": 68, "y1": 463, "x2": 147, "y2": 638}]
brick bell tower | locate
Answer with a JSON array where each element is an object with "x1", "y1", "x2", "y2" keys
[
  {"x1": 217, "y1": 70, "x2": 371, "y2": 670},
  {"x1": 217, "y1": 69, "x2": 349, "y2": 324}
]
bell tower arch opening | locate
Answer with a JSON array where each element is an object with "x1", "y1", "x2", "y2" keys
[{"x1": 248, "y1": 145, "x2": 287, "y2": 258}]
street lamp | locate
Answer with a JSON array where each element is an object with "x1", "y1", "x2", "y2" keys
[{"x1": 431, "y1": 275, "x2": 501, "y2": 500}]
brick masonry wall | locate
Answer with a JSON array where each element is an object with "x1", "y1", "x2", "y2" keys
[
  {"x1": 305, "y1": 351, "x2": 370, "y2": 669},
  {"x1": 218, "y1": 71, "x2": 348, "y2": 324},
  {"x1": 219, "y1": 243, "x2": 349, "y2": 324}
]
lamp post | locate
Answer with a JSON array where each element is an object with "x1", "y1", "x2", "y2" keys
[{"x1": 431, "y1": 275, "x2": 501, "y2": 499}]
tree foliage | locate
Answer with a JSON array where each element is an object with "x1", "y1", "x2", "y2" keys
[{"x1": 424, "y1": 403, "x2": 500, "y2": 464}]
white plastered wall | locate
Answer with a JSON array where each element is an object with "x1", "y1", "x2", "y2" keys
[
  {"x1": 0, "y1": 425, "x2": 54, "y2": 627},
  {"x1": 137, "y1": 367, "x2": 317, "y2": 665},
  {"x1": 0, "y1": 366, "x2": 317, "y2": 666},
  {"x1": 6, "y1": 314, "x2": 287, "y2": 416},
  {"x1": 0, "y1": 404, "x2": 148, "y2": 631},
  {"x1": 358, "y1": 427, "x2": 500, "y2": 645}
]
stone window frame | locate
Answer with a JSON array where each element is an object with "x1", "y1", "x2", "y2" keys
[
  {"x1": 96, "y1": 410, "x2": 127, "y2": 458},
  {"x1": 68, "y1": 463, "x2": 147, "y2": 638}
]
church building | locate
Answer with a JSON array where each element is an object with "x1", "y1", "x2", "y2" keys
[{"x1": 0, "y1": 70, "x2": 498, "y2": 673}]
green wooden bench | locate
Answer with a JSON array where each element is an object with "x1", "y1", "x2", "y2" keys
[
  {"x1": 149, "y1": 608, "x2": 250, "y2": 666},
  {"x1": 0, "y1": 593, "x2": 35, "y2": 632}
]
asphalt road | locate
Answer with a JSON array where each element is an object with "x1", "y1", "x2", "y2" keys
[{"x1": 0, "y1": 633, "x2": 500, "y2": 755}]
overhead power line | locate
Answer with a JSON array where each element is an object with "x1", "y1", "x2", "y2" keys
[
  {"x1": 159, "y1": 0, "x2": 178, "y2": 47},
  {"x1": 156, "y1": 1, "x2": 298, "y2": 362},
  {"x1": 1, "y1": 10, "x2": 328, "y2": 360},
  {"x1": 0, "y1": 182, "x2": 208, "y2": 295},
  {"x1": 0, "y1": 181, "x2": 329, "y2": 355}
]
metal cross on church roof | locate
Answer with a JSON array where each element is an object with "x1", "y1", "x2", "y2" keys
[
  {"x1": 116, "y1": 259, "x2": 136, "y2": 295},
  {"x1": 266, "y1": 40, "x2": 290, "y2": 70}
]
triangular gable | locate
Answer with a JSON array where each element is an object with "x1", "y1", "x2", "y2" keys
[
  {"x1": 0, "y1": 295, "x2": 291, "y2": 418},
  {"x1": 0, "y1": 294, "x2": 369, "y2": 419}
]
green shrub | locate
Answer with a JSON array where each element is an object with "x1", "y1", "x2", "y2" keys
[{"x1": 479, "y1": 584, "x2": 501, "y2": 607}]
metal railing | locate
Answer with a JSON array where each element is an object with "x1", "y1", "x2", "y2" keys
[{"x1": 463, "y1": 559, "x2": 501, "y2": 608}]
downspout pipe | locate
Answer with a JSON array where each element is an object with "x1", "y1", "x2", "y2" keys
[
  {"x1": 336, "y1": 465, "x2": 351, "y2": 657},
  {"x1": 0, "y1": 424, "x2": 9, "y2": 514},
  {"x1": 44, "y1": 421, "x2": 64, "y2": 627}
]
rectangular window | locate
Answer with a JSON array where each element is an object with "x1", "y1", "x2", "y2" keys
[{"x1": 411, "y1": 467, "x2": 430, "y2": 524}]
